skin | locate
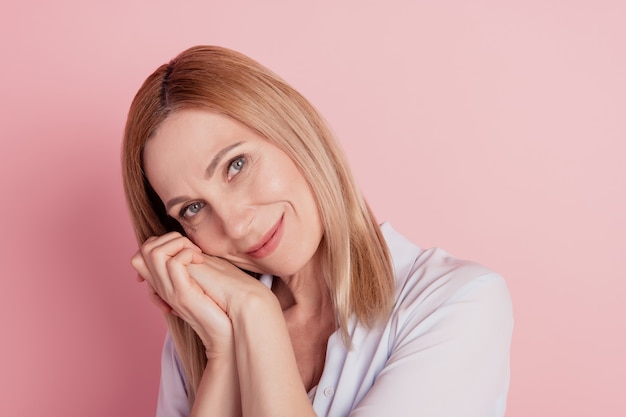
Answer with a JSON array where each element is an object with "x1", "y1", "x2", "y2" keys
[{"x1": 131, "y1": 109, "x2": 336, "y2": 417}]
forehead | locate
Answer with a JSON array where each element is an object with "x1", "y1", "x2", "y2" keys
[
  {"x1": 146, "y1": 109, "x2": 240, "y2": 155},
  {"x1": 143, "y1": 109, "x2": 247, "y2": 173}
]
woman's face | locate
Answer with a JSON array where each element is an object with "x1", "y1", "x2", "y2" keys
[{"x1": 143, "y1": 109, "x2": 324, "y2": 277}]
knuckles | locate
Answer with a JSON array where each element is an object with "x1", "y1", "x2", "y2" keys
[
  {"x1": 139, "y1": 232, "x2": 190, "y2": 260},
  {"x1": 130, "y1": 252, "x2": 144, "y2": 268}
]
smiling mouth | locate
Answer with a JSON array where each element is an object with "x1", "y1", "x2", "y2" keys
[{"x1": 246, "y1": 215, "x2": 284, "y2": 259}]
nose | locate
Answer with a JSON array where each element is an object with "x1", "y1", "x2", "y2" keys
[{"x1": 212, "y1": 200, "x2": 255, "y2": 240}]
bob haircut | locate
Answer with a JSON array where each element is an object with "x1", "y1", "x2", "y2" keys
[{"x1": 122, "y1": 45, "x2": 393, "y2": 403}]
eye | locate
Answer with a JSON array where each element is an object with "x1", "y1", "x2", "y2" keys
[
  {"x1": 180, "y1": 201, "x2": 205, "y2": 219},
  {"x1": 227, "y1": 155, "x2": 246, "y2": 181}
]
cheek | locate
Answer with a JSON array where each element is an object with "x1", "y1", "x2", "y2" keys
[
  {"x1": 252, "y1": 162, "x2": 296, "y2": 199},
  {"x1": 264, "y1": 175, "x2": 291, "y2": 196},
  {"x1": 271, "y1": 159, "x2": 309, "y2": 193},
  {"x1": 184, "y1": 225, "x2": 221, "y2": 255}
]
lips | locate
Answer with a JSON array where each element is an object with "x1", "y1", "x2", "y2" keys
[{"x1": 246, "y1": 215, "x2": 284, "y2": 259}]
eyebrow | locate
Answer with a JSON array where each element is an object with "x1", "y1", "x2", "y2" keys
[
  {"x1": 164, "y1": 141, "x2": 244, "y2": 213},
  {"x1": 205, "y1": 141, "x2": 243, "y2": 178}
]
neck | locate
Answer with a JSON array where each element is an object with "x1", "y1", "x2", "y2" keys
[{"x1": 272, "y1": 251, "x2": 332, "y2": 318}]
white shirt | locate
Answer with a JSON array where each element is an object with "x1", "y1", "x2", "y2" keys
[{"x1": 156, "y1": 223, "x2": 513, "y2": 416}]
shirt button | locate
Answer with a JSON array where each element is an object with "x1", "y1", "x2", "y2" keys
[{"x1": 323, "y1": 387, "x2": 335, "y2": 397}]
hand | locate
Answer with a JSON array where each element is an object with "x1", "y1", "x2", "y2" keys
[
  {"x1": 186, "y1": 257, "x2": 278, "y2": 323},
  {"x1": 131, "y1": 232, "x2": 234, "y2": 356},
  {"x1": 134, "y1": 269, "x2": 174, "y2": 315}
]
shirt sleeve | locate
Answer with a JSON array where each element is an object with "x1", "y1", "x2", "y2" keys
[
  {"x1": 349, "y1": 272, "x2": 513, "y2": 417},
  {"x1": 156, "y1": 333, "x2": 191, "y2": 417}
]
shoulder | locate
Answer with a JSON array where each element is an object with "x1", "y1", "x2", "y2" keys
[
  {"x1": 380, "y1": 223, "x2": 513, "y2": 337},
  {"x1": 342, "y1": 224, "x2": 513, "y2": 417}
]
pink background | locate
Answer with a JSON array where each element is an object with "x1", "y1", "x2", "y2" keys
[{"x1": 1, "y1": 1, "x2": 624, "y2": 415}]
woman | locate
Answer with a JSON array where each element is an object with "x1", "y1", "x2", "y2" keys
[{"x1": 122, "y1": 45, "x2": 513, "y2": 417}]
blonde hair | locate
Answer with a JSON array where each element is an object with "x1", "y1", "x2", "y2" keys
[{"x1": 122, "y1": 45, "x2": 393, "y2": 404}]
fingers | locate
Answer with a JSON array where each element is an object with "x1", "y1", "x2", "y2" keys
[
  {"x1": 147, "y1": 285, "x2": 173, "y2": 314},
  {"x1": 141, "y1": 232, "x2": 200, "y2": 254},
  {"x1": 163, "y1": 248, "x2": 208, "y2": 308},
  {"x1": 131, "y1": 233, "x2": 210, "y2": 318},
  {"x1": 131, "y1": 238, "x2": 242, "y2": 352},
  {"x1": 131, "y1": 232, "x2": 202, "y2": 283},
  {"x1": 139, "y1": 232, "x2": 201, "y2": 267}
]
